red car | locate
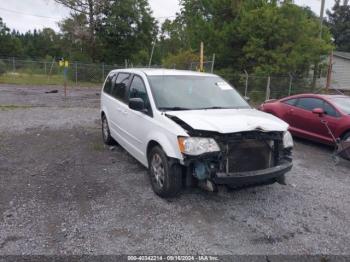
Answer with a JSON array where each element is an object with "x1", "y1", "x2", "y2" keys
[{"x1": 259, "y1": 94, "x2": 350, "y2": 145}]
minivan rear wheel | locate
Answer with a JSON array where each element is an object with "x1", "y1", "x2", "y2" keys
[
  {"x1": 102, "y1": 115, "x2": 114, "y2": 145},
  {"x1": 148, "y1": 146, "x2": 182, "y2": 198}
]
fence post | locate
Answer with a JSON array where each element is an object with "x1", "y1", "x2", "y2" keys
[
  {"x1": 75, "y1": 63, "x2": 78, "y2": 86},
  {"x1": 12, "y1": 57, "x2": 16, "y2": 73},
  {"x1": 44, "y1": 62, "x2": 47, "y2": 75},
  {"x1": 288, "y1": 73, "x2": 293, "y2": 96},
  {"x1": 244, "y1": 70, "x2": 249, "y2": 97},
  {"x1": 266, "y1": 76, "x2": 271, "y2": 101},
  {"x1": 102, "y1": 63, "x2": 105, "y2": 82},
  {"x1": 211, "y1": 53, "x2": 216, "y2": 73}
]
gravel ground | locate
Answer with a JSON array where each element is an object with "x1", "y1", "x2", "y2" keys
[{"x1": 0, "y1": 84, "x2": 350, "y2": 255}]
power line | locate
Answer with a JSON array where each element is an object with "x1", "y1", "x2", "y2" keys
[
  {"x1": 0, "y1": 7, "x2": 61, "y2": 20},
  {"x1": 0, "y1": 6, "x2": 176, "y2": 22}
]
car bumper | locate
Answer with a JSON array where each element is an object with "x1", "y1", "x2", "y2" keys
[{"x1": 212, "y1": 161, "x2": 293, "y2": 185}]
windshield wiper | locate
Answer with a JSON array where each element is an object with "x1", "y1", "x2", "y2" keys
[{"x1": 158, "y1": 107, "x2": 192, "y2": 111}]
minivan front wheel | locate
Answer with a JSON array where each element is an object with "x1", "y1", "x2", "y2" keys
[
  {"x1": 148, "y1": 146, "x2": 182, "y2": 198},
  {"x1": 102, "y1": 115, "x2": 114, "y2": 145}
]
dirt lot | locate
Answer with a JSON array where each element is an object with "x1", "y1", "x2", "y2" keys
[{"x1": 0, "y1": 84, "x2": 350, "y2": 255}]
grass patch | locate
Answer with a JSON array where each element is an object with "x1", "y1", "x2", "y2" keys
[
  {"x1": 0, "y1": 105, "x2": 33, "y2": 111},
  {"x1": 0, "y1": 73, "x2": 100, "y2": 87}
]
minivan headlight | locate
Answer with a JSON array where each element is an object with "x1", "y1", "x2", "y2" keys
[
  {"x1": 178, "y1": 137, "x2": 220, "y2": 156},
  {"x1": 283, "y1": 131, "x2": 294, "y2": 148}
]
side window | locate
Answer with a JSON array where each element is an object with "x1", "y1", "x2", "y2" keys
[
  {"x1": 283, "y1": 98, "x2": 298, "y2": 106},
  {"x1": 296, "y1": 98, "x2": 323, "y2": 111},
  {"x1": 111, "y1": 73, "x2": 131, "y2": 102},
  {"x1": 103, "y1": 74, "x2": 113, "y2": 95},
  {"x1": 129, "y1": 75, "x2": 151, "y2": 113},
  {"x1": 323, "y1": 102, "x2": 338, "y2": 117}
]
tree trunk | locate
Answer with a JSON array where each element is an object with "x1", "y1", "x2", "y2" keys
[{"x1": 88, "y1": 0, "x2": 96, "y2": 60}]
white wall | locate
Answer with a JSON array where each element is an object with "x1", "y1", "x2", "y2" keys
[{"x1": 332, "y1": 56, "x2": 350, "y2": 90}]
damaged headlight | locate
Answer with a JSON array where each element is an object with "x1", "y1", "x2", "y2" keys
[
  {"x1": 283, "y1": 131, "x2": 294, "y2": 148},
  {"x1": 178, "y1": 137, "x2": 220, "y2": 156}
]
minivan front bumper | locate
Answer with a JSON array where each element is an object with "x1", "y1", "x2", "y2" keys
[{"x1": 212, "y1": 161, "x2": 292, "y2": 185}]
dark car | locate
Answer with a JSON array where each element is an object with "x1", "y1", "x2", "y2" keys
[{"x1": 259, "y1": 94, "x2": 350, "y2": 145}]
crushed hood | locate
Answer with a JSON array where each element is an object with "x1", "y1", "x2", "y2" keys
[{"x1": 166, "y1": 109, "x2": 288, "y2": 134}]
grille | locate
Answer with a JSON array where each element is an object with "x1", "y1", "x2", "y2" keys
[{"x1": 224, "y1": 139, "x2": 274, "y2": 173}]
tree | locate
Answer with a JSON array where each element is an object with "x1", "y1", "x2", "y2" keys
[
  {"x1": 59, "y1": 13, "x2": 93, "y2": 62},
  {"x1": 160, "y1": 0, "x2": 332, "y2": 76},
  {"x1": 327, "y1": 0, "x2": 350, "y2": 51},
  {"x1": 0, "y1": 17, "x2": 23, "y2": 57},
  {"x1": 54, "y1": 0, "x2": 108, "y2": 60},
  {"x1": 162, "y1": 50, "x2": 200, "y2": 69},
  {"x1": 98, "y1": 0, "x2": 157, "y2": 64},
  {"x1": 238, "y1": 2, "x2": 332, "y2": 75}
]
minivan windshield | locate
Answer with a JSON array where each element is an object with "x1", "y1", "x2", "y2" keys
[
  {"x1": 330, "y1": 97, "x2": 350, "y2": 115},
  {"x1": 147, "y1": 75, "x2": 250, "y2": 111}
]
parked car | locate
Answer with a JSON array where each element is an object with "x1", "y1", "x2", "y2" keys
[
  {"x1": 259, "y1": 94, "x2": 350, "y2": 145},
  {"x1": 100, "y1": 69, "x2": 293, "y2": 198}
]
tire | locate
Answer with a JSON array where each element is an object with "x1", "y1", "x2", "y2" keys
[
  {"x1": 148, "y1": 146, "x2": 183, "y2": 198},
  {"x1": 102, "y1": 115, "x2": 114, "y2": 145},
  {"x1": 340, "y1": 131, "x2": 350, "y2": 161}
]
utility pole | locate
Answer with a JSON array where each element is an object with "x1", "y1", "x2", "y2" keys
[
  {"x1": 319, "y1": 0, "x2": 326, "y2": 38},
  {"x1": 326, "y1": 50, "x2": 334, "y2": 93},
  {"x1": 312, "y1": 0, "x2": 326, "y2": 91},
  {"x1": 149, "y1": 39, "x2": 156, "y2": 68}
]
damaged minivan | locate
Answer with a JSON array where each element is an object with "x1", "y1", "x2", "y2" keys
[{"x1": 100, "y1": 69, "x2": 293, "y2": 198}]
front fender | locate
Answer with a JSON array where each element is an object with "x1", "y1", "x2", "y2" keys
[{"x1": 146, "y1": 132, "x2": 183, "y2": 163}]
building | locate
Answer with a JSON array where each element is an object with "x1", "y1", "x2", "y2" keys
[{"x1": 332, "y1": 51, "x2": 350, "y2": 90}]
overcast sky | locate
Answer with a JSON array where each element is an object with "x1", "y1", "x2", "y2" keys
[{"x1": 0, "y1": 0, "x2": 336, "y2": 33}]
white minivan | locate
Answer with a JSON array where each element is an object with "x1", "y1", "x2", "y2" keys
[{"x1": 100, "y1": 69, "x2": 293, "y2": 198}]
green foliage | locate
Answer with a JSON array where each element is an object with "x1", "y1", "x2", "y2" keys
[
  {"x1": 0, "y1": 60, "x2": 6, "y2": 75},
  {"x1": 327, "y1": 0, "x2": 350, "y2": 52},
  {"x1": 98, "y1": 0, "x2": 157, "y2": 64},
  {"x1": 0, "y1": 18, "x2": 23, "y2": 57},
  {"x1": 161, "y1": 0, "x2": 332, "y2": 77},
  {"x1": 238, "y1": 2, "x2": 332, "y2": 75},
  {"x1": 162, "y1": 50, "x2": 200, "y2": 70},
  {"x1": 0, "y1": 0, "x2": 335, "y2": 79}
]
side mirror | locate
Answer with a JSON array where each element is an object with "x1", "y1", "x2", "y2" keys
[
  {"x1": 312, "y1": 108, "x2": 324, "y2": 117},
  {"x1": 129, "y1": 98, "x2": 145, "y2": 112},
  {"x1": 244, "y1": 96, "x2": 250, "y2": 102}
]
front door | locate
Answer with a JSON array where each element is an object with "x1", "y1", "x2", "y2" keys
[{"x1": 122, "y1": 75, "x2": 154, "y2": 165}]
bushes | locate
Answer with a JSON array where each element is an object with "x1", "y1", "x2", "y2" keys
[{"x1": 0, "y1": 60, "x2": 7, "y2": 75}]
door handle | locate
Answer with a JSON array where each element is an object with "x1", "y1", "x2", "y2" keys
[
  {"x1": 122, "y1": 110, "x2": 128, "y2": 115},
  {"x1": 289, "y1": 109, "x2": 294, "y2": 114}
]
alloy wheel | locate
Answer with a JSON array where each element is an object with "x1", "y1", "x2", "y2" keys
[{"x1": 151, "y1": 153, "x2": 165, "y2": 189}]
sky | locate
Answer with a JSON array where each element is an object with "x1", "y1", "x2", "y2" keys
[{"x1": 0, "y1": 0, "x2": 336, "y2": 33}]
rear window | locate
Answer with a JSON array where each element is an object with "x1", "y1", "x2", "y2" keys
[
  {"x1": 111, "y1": 73, "x2": 131, "y2": 102},
  {"x1": 282, "y1": 98, "x2": 298, "y2": 106},
  {"x1": 103, "y1": 75, "x2": 113, "y2": 95}
]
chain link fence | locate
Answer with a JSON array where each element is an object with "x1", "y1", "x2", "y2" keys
[
  {"x1": 230, "y1": 73, "x2": 328, "y2": 105},
  {"x1": 0, "y1": 57, "x2": 333, "y2": 105}
]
